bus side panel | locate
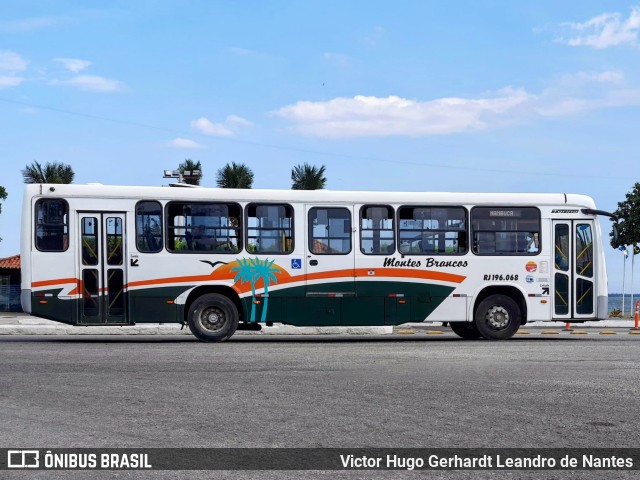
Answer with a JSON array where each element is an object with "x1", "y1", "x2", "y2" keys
[
  {"x1": 128, "y1": 287, "x2": 181, "y2": 324},
  {"x1": 427, "y1": 296, "x2": 468, "y2": 322},
  {"x1": 277, "y1": 281, "x2": 457, "y2": 327},
  {"x1": 31, "y1": 288, "x2": 76, "y2": 325},
  {"x1": 361, "y1": 280, "x2": 456, "y2": 325},
  {"x1": 30, "y1": 253, "x2": 79, "y2": 325},
  {"x1": 342, "y1": 297, "x2": 385, "y2": 326},
  {"x1": 245, "y1": 296, "x2": 282, "y2": 324}
]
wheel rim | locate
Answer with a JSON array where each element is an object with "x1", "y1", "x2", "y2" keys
[
  {"x1": 199, "y1": 306, "x2": 227, "y2": 332},
  {"x1": 485, "y1": 305, "x2": 510, "y2": 330}
]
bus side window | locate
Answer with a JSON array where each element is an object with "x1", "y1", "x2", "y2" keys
[
  {"x1": 166, "y1": 202, "x2": 242, "y2": 253},
  {"x1": 471, "y1": 207, "x2": 541, "y2": 256},
  {"x1": 246, "y1": 204, "x2": 294, "y2": 254},
  {"x1": 309, "y1": 208, "x2": 351, "y2": 254},
  {"x1": 360, "y1": 205, "x2": 395, "y2": 255},
  {"x1": 136, "y1": 201, "x2": 163, "y2": 253},
  {"x1": 35, "y1": 199, "x2": 69, "y2": 252},
  {"x1": 398, "y1": 206, "x2": 467, "y2": 255}
]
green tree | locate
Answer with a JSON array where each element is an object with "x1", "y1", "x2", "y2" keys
[
  {"x1": 0, "y1": 186, "x2": 6, "y2": 212},
  {"x1": 22, "y1": 161, "x2": 75, "y2": 184},
  {"x1": 0, "y1": 186, "x2": 6, "y2": 243},
  {"x1": 216, "y1": 162, "x2": 254, "y2": 189},
  {"x1": 178, "y1": 159, "x2": 202, "y2": 185},
  {"x1": 291, "y1": 163, "x2": 327, "y2": 190},
  {"x1": 611, "y1": 182, "x2": 640, "y2": 249}
]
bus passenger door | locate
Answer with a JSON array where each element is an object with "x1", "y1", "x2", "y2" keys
[
  {"x1": 552, "y1": 220, "x2": 596, "y2": 320},
  {"x1": 304, "y1": 205, "x2": 356, "y2": 324},
  {"x1": 78, "y1": 212, "x2": 128, "y2": 324}
]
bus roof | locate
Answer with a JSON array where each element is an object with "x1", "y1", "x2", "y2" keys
[{"x1": 24, "y1": 183, "x2": 597, "y2": 208}]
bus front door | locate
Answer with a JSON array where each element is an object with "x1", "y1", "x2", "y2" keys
[
  {"x1": 552, "y1": 220, "x2": 596, "y2": 320},
  {"x1": 303, "y1": 205, "x2": 356, "y2": 325},
  {"x1": 78, "y1": 212, "x2": 128, "y2": 324}
]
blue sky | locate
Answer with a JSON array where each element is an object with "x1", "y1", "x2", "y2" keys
[{"x1": 1, "y1": 1, "x2": 639, "y2": 292}]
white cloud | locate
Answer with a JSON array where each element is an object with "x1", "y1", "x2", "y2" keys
[
  {"x1": 571, "y1": 70, "x2": 624, "y2": 83},
  {"x1": 0, "y1": 50, "x2": 27, "y2": 89},
  {"x1": 324, "y1": 52, "x2": 350, "y2": 68},
  {"x1": 51, "y1": 75, "x2": 126, "y2": 92},
  {"x1": 274, "y1": 74, "x2": 640, "y2": 138},
  {"x1": 168, "y1": 138, "x2": 206, "y2": 149},
  {"x1": 191, "y1": 117, "x2": 234, "y2": 137},
  {"x1": 53, "y1": 57, "x2": 91, "y2": 73},
  {"x1": 274, "y1": 90, "x2": 532, "y2": 138},
  {"x1": 558, "y1": 6, "x2": 640, "y2": 48},
  {"x1": 191, "y1": 115, "x2": 252, "y2": 137},
  {"x1": 0, "y1": 50, "x2": 27, "y2": 72},
  {"x1": 0, "y1": 76, "x2": 23, "y2": 88},
  {"x1": 0, "y1": 16, "x2": 62, "y2": 33},
  {"x1": 229, "y1": 47, "x2": 255, "y2": 56},
  {"x1": 362, "y1": 26, "x2": 385, "y2": 46},
  {"x1": 225, "y1": 115, "x2": 253, "y2": 127},
  {"x1": 535, "y1": 88, "x2": 640, "y2": 116}
]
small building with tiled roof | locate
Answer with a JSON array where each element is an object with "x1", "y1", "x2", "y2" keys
[
  {"x1": 0, "y1": 254, "x2": 20, "y2": 270},
  {"x1": 0, "y1": 254, "x2": 21, "y2": 312}
]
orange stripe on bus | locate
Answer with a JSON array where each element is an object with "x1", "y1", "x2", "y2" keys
[
  {"x1": 125, "y1": 268, "x2": 465, "y2": 294},
  {"x1": 32, "y1": 278, "x2": 79, "y2": 288},
  {"x1": 356, "y1": 268, "x2": 465, "y2": 284},
  {"x1": 32, "y1": 268, "x2": 465, "y2": 297},
  {"x1": 127, "y1": 274, "x2": 228, "y2": 289}
]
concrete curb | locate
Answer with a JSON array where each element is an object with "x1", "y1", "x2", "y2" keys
[
  {"x1": 0, "y1": 314, "x2": 636, "y2": 336},
  {"x1": 0, "y1": 319, "x2": 392, "y2": 336}
]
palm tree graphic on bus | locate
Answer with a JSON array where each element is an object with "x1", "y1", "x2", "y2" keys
[{"x1": 231, "y1": 257, "x2": 280, "y2": 323}]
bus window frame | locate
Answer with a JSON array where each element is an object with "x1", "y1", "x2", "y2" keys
[
  {"x1": 165, "y1": 201, "x2": 243, "y2": 254},
  {"x1": 135, "y1": 200, "x2": 164, "y2": 254},
  {"x1": 396, "y1": 205, "x2": 468, "y2": 256},
  {"x1": 359, "y1": 204, "x2": 396, "y2": 256},
  {"x1": 34, "y1": 198, "x2": 70, "y2": 253},
  {"x1": 308, "y1": 207, "x2": 353, "y2": 255},
  {"x1": 245, "y1": 202, "x2": 295, "y2": 255},
  {"x1": 471, "y1": 206, "x2": 542, "y2": 256}
]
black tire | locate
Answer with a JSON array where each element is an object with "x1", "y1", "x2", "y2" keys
[
  {"x1": 450, "y1": 321, "x2": 483, "y2": 339},
  {"x1": 474, "y1": 294, "x2": 521, "y2": 340},
  {"x1": 187, "y1": 293, "x2": 239, "y2": 342}
]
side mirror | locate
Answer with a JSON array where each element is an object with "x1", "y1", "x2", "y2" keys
[{"x1": 612, "y1": 223, "x2": 620, "y2": 243}]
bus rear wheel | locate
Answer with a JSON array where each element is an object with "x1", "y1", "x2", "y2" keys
[
  {"x1": 474, "y1": 294, "x2": 521, "y2": 340},
  {"x1": 188, "y1": 293, "x2": 239, "y2": 342},
  {"x1": 449, "y1": 322, "x2": 483, "y2": 339}
]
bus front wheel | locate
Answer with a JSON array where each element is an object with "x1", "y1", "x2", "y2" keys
[
  {"x1": 449, "y1": 322, "x2": 483, "y2": 339},
  {"x1": 474, "y1": 294, "x2": 521, "y2": 340},
  {"x1": 187, "y1": 293, "x2": 239, "y2": 342}
]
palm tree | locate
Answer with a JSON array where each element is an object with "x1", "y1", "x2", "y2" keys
[
  {"x1": 231, "y1": 258, "x2": 259, "y2": 322},
  {"x1": 178, "y1": 159, "x2": 202, "y2": 185},
  {"x1": 22, "y1": 161, "x2": 75, "y2": 184},
  {"x1": 253, "y1": 258, "x2": 280, "y2": 322},
  {"x1": 216, "y1": 162, "x2": 254, "y2": 189},
  {"x1": 231, "y1": 257, "x2": 280, "y2": 323},
  {"x1": 291, "y1": 163, "x2": 326, "y2": 190}
]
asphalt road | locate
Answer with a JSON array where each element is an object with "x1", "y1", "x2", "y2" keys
[{"x1": 2, "y1": 334, "x2": 640, "y2": 479}]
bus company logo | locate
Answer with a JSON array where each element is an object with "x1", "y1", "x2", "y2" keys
[
  {"x1": 7, "y1": 450, "x2": 39, "y2": 468},
  {"x1": 551, "y1": 209, "x2": 579, "y2": 214},
  {"x1": 525, "y1": 261, "x2": 537, "y2": 273}
]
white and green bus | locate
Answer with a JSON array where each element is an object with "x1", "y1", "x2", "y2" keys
[{"x1": 21, "y1": 183, "x2": 617, "y2": 341}]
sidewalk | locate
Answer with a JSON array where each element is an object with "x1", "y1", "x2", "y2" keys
[
  {"x1": 0, "y1": 312, "x2": 392, "y2": 336},
  {"x1": 1, "y1": 312, "x2": 638, "y2": 336}
]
